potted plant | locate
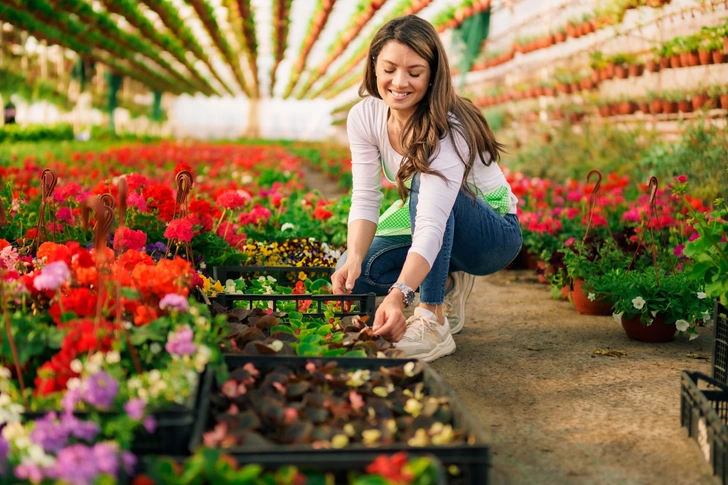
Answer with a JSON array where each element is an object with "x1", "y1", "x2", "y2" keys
[
  {"x1": 628, "y1": 56, "x2": 645, "y2": 77},
  {"x1": 692, "y1": 86, "x2": 712, "y2": 111},
  {"x1": 647, "y1": 90, "x2": 663, "y2": 114},
  {"x1": 592, "y1": 267, "x2": 712, "y2": 342},
  {"x1": 610, "y1": 53, "x2": 629, "y2": 79},
  {"x1": 554, "y1": 25, "x2": 567, "y2": 43},
  {"x1": 646, "y1": 49, "x2": 661, "y2": 73},
  {"x1": 676, "y1": 91, "x2": 693, "y2": 113},
  {"x1": 661, "y1": 90, "x2": 680, "y2": 114},
  {"x1": 707, "y1": 83, "x2": 728, "y2": 109}
]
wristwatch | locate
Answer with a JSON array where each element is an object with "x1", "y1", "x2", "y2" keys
[{"x1": 389, "y1": 282, "x2": 416, "y2": 308}]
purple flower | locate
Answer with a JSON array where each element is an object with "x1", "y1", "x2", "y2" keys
[
  {"x1": 33, "y1": 261, "x2": 71, "y2": 291},
  {"x1": 0, "y1": 435, "x2": 8, "y2": 474},
  {"x1": 15, "y1": 462, "x2": 44, "y2": 483},
  {"x1": 64, "y1": 414, "x2": 100, "y2": 443},
  {"x1": 673, "y1": 244, "x2": 685, "y2": 258},
  {"x1": 143, "y1": 416, "x2": 157, "y2": 434},
  {"x1": 688, "y1": 232, "x2": 700, "y2": 242},
  {"x1": 92, "y1": 442, "x2": 119, "y2": 476},
  {"x1": 159, "y1": 293, "x2": 189, "y2": 311},
  {"x1": 165, "y1": 327, "x2": 196, "y2": 356},
  {"x1": 82, "y1": 372, "x2": 119, "y2": 409},
  {"x1": 121, "y1": 451, "x2": 137, "y2": 475},
  {"x1": 30, "y1": 412, "x2": 69, "y2": 452},
  {"x1": 61, "y1": 388, "x2": 81, "y2": 413},
  {"x1": 49, "y1": 444, "x2": 99, "y2": 485},
  {"x1": 123, "y1": 399, "x2": 146, "y2": 421}
]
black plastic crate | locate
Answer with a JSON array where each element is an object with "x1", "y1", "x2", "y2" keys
[
  {"x1": 211, "y1": 292, "x2": 377, "y2": 319},
  {"x1": 713, "y1": 300, "x2": 728, "y2": 385},
  {"x1": 138, "y1": 452, "x2": 447, "y2": 484},
  {"x1": 190, "y1": 355, "x2": 490, "y2": 485},
  {"x1": 213, "y1": 265, "x2": 335, "y2": 286},
  {"x1": 680, "y1": 370, "x2": 728, "y2": 483},
  {"x1": 22, "y1": 368, "x2": 211, "y2": 456}
]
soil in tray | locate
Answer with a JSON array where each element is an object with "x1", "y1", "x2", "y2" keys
[
  {"x1": 214, "y1": 305, "x2": 406, "y2": 358},
  {"x1": 201, "y1": 360, "x2": 471, "y2": 450}
]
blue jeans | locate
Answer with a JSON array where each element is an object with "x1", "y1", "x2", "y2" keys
[{"x1": 337, "y1": 174, "x2": 523, "y2": 305}]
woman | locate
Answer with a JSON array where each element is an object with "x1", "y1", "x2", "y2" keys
[{"x1": 331, "y1": 15, "x2": 521, "y2": 362}]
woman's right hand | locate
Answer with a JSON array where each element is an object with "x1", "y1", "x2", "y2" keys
[{"x1": 331, "y1": 260, "x2": 361, "y2": 294}]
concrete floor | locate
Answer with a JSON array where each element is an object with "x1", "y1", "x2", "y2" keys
[{"x1": 430, "y1": 270, "x2": 717, "y2": 485}]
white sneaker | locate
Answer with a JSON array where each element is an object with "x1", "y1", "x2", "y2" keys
[
  {"x1": 394, "y1": 307, "x2": 456, "y2": 362},
  {"x1": 444, "y1": 271, "x2": 476, "y2": 334}
]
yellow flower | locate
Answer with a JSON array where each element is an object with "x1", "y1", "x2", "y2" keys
[
  {"x1": 211, "y1": 280, "x2": 224, "y2": 296},
  {"x1": 298, "y1": 271, "x2": 307, "y2": 281}
]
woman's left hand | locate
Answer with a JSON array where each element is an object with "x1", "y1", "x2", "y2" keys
[{"x1": 372, "y1": 293, "x2": 408, "y2": 342}]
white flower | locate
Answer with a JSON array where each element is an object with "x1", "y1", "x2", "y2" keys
[
  {"x1": 690, "y1": 332, "x2": 699, "y2": 341},
  {"x1": 632, "y1": 296, "x2": 646, "y2": 309},
  {"x1": 27, "y1": 444, "x2": 55, "y2": 467},
  {"x1": 281, "y1": 222, "x2": 295, "y2": 231},
  {"x1": 0, "y1": 367, "x2": 10, "y2": 379},
  {"x1": 105, "y1": 351, "x2": 120, "y2": 364},
  {"x1": 703, "y1": 310, "x2": 713, "y2": 324},
  {"x1": 612, "y1": 312, "x2": 624, "y2": 323},
  {"x1": 199, "y1": 261, "x2": 207, "y2": 269},
  {"x1": 588, "y1": 293, "x2": 596, "y2": 302},
  {"x1": 697, "y1": 292, "x2": 707, "y2": 300},
  {"x1": 66, "y1": 378, "x2": 81, "y2": 390},
  {"x1": 675, "y1": 319, "x2": 690, "y2": 332},
  {"x1": 149, "y1": 343, "x2": 162, "y2": 354}
]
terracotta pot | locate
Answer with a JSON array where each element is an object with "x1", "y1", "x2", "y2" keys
[
  {"x1": 670, "y1": 55, "x2": 681, "y2": 69},
  {"x1": 570, "y1": 279, "x2": 613, "y2": 315},
  {"x1": 724, "y1": 37, "x2": 728, "y2": 55},
  {"x1": 721, "y1": 94, "x2": 728, "y2": 110},
  {"x1": 646, "y1": 59, "x2": 660, "y2": 72},
  {"x1": 688, "y1": 51, "x2": 700, "y2": 67},
  {"x1": 536, "y1": 261, "x2": 554, "y2": 284},
  {"x1": 543, "y1": 86, "x2": 555, "y2": 97},
  {"x1": 599, "y1": 105, "x2": 611, "y2": 117},
  {"x1": 698, "y1": 50, "x2": 713, "y2": 65},
  {"x1": 677, "y1": 100, "x2": 693, "y2": 113},
  {"x1": 692, "y1": 94, "x2": 711, "y2": 111},
  {"x1": 713, "y1": 51, "x2": 725, "y2": 64},
  {"x1": 629, "y1": 64, "x2": 644, "y2": 77},
  {"x1": 659, "y1": 56, "x2": 670, "y2": 69},
  {"x1": 618, "y1": 101, "x2": 635, "y2": 115},
  {"x1": 638, "y1": 102, "x2": 650, "y2": 113},
  {"x1": 680, "y1": 52, "x2": 690, "y2": 66},
  {"x1": 555, "y1": 32, "x2": 566, "y2": 43},
  {"x1": 662, "y1": 101, "x2": 678, "y2": 114},
  {"x1": 556, "y1": 83, "x2": 571, "y2": 94},
  {"x1": 615, "y1": 65, "x2": 629, "y2": 79},
  {"x1": 621, "y1": 314, "x2": 677, "y2": 343},
  {"x1": 604, "y1": 62, "x2": 615, "y2": 78},
  {"x1": 570, "y1": 82, "x2": 580, "y2": 93},
  {"x1": 650, "y1": 99, "x2": 663, "y2": 114}
]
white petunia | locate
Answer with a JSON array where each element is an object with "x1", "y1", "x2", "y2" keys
[
  {"x1": 632, "y1": 296, "x2": 646, "y2": 309},
  {"x1": 612, "y1": 312, "x2": 624, "y2": 323},
  {"x1": 697, "y1": 292, "x2": 707, "y2": 300},
  {"x1": 675, "y1": 319, "x2": 690, "y2": 332},
  {"x1": 690, "y1": 332, "x2": 699, "y2": 341},
  {"x1": 588, "y1": 293, "x2": 596, "y2": 302},
  {"x1": 281, "y1": 222, "x2": 295, "y2": 231}
]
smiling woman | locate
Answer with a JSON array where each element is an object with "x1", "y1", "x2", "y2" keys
[{"x1": 332, "y1": 15, "x2": 522, "y2": 363}]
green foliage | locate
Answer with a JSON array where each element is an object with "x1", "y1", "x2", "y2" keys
[{"x1": 0, "y1": 124, "x2": 74, "y2": 144}]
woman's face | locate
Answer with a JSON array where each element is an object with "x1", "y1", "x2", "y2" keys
[{"x1": 375, "y1": 41, "x2": 431, "y2": 118}]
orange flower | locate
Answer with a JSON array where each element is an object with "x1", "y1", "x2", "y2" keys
[
  {"x1": 37, "y1": 242, "x2": 72, "y2": 264},
  {"x1": 134, "y1": 305, "x2": 159, "y2": 326}
]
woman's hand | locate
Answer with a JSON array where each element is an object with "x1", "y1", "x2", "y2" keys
[
  {"x1": 331, "y1": 260, "x2": 361, "y2": 294},
  {"x1": 372, "y1": 293, "x2": 408, "y2": 342}
]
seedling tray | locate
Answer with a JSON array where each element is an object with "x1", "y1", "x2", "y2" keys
[
  {"x1": 713, "y1": 300, "x2": 728, "y2": 385},
  {"x1": 680, "y1": 370, "x2": 728, "y2": 483},
  {"x1": 212, "y1": 265, "x2": 334, "y2": 286},
  {"x1": 22, "y1": 368, "x2": 212, "y2": 456},
  {"x1": 211, "y1": 292, "x2": 376, "y2": 319},
  {"x1": 190, "y1": 355, "x2": 490, "y2": 485}
]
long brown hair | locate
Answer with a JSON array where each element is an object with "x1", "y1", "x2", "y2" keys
[{"x1": 359, "y1": 15, "x2": 504, "y2": 201}]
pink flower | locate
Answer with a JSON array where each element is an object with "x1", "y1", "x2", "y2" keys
[
  {"x1": 675, "y1": 175, "x2": 688, "y2": 183},
  {"x1": 159, "y1": 293, "x2": 189, "y2": 311},
  {"x1": 114, "y1": 227, "x2": 147, "y2": 252},
  {"x1": 688, "y1": 232, "x2": 700, "y2": 242},
  {"x1": 216, "y1": 191, "x2": 249, "y2": 210},
  {"x1": 57, "y1": 207, "x2": 74, "y2": 224},
  {"x1": 127, "y1": 192, "x2": 147, "y2": 212},
  {"x1": 54, "y1": 182, "x2": 83, "y2": 203},
  {"x1": 673, "y1": 244, "x2": 685, "y2": 258},
  {"x1": 164, "y1": 219, "x2": 194, "y2": 242},
  {"x1": 34, "y1": 261, "x2": 71, "y2": 291}
]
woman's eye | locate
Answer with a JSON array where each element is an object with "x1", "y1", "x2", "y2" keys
[
  {"x1": 410, "y1": 74, "x2": 420, "y2": 78},
  {"x1": 384, "y1": 70, "x2": 394, "y2": 74}
]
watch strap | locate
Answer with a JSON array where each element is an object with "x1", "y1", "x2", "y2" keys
[{"x1": 389, "y1": 282, "x2": 415, "y2": 307}]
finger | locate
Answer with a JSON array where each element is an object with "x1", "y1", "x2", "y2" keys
[
  {"x1": 373, "y1": 317, "x2": 394, "y2": 337},
  {"x1": 372, "y1": 307, "x2": 385, "y2": 331},
  {"x1": 345, "y1": 269, "x2": 359, "y2": 293},
  {"x1": 331, "y1": 271, "x2": 345, "y2": 294}
]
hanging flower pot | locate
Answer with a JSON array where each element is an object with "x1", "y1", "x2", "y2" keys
[
  {"x1": 659, "y1": 56, "x2": 670, "y2": 69},
  {"x1": 615, "y1": 65, "x2": 629, "y2": 79},
  {"x1": 599, "y1": 105, "x2": 611, "y2": 117},
  {"x1": 670, "y1": 55, "x2": 682, "y2": 69},
  {"x1": 638, "y1": 101, "x2": 650, "y2": 113},
  {"x1": 713, "y1": 50, "x2": 725, "y2": 64},
  {"x1": 628, "y1": 64, "x2": 644, "y2": 77},
  {"x1": 621, "y1": 314, "x2": 676, "y2": 343},
  {"x1": 650, "y1": 99, "x2": 663, "y2": 114},
  {"x1": 570, "y1": 279, "x2": 613, "y2": 315},
  {"x1": 646, "y1": 59, "x2": 660, "y2": 72},
  {"x1": 688, "y1": 51, "x2": 700, "y2": 67},
  {"x1": 556, "y1": 83, "x2": 571, "y2": 94},
  {"x1": 698, "y1": 50, "x2": 713, "y2": 65},
  {"x1": 692, "y1": 94, "x2": 711, "y2": 110},
  {"x1": 680, "y1": 52, "x2": 691, "y2": 67},
  {"x1": 555, "y1": 31, "x2": 567, "y2": 43},
  {"x1": 662, "y1": 100, "x2": 678, "y2": 114},
  {"x1": 677, "y1": 100, "x2": 693, "y2": 113}
]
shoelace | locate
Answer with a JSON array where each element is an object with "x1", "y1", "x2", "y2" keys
[{"x1": 403, "y1": 317, "x2": 433, "y2": 341}]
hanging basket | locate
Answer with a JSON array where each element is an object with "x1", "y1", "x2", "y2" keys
[
  {"x1": 570, "y1": 279, "x2": 613, "y2": 315},
  {"x1": 621, "y1": 313, "x2": 676, "y2": 343}
]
